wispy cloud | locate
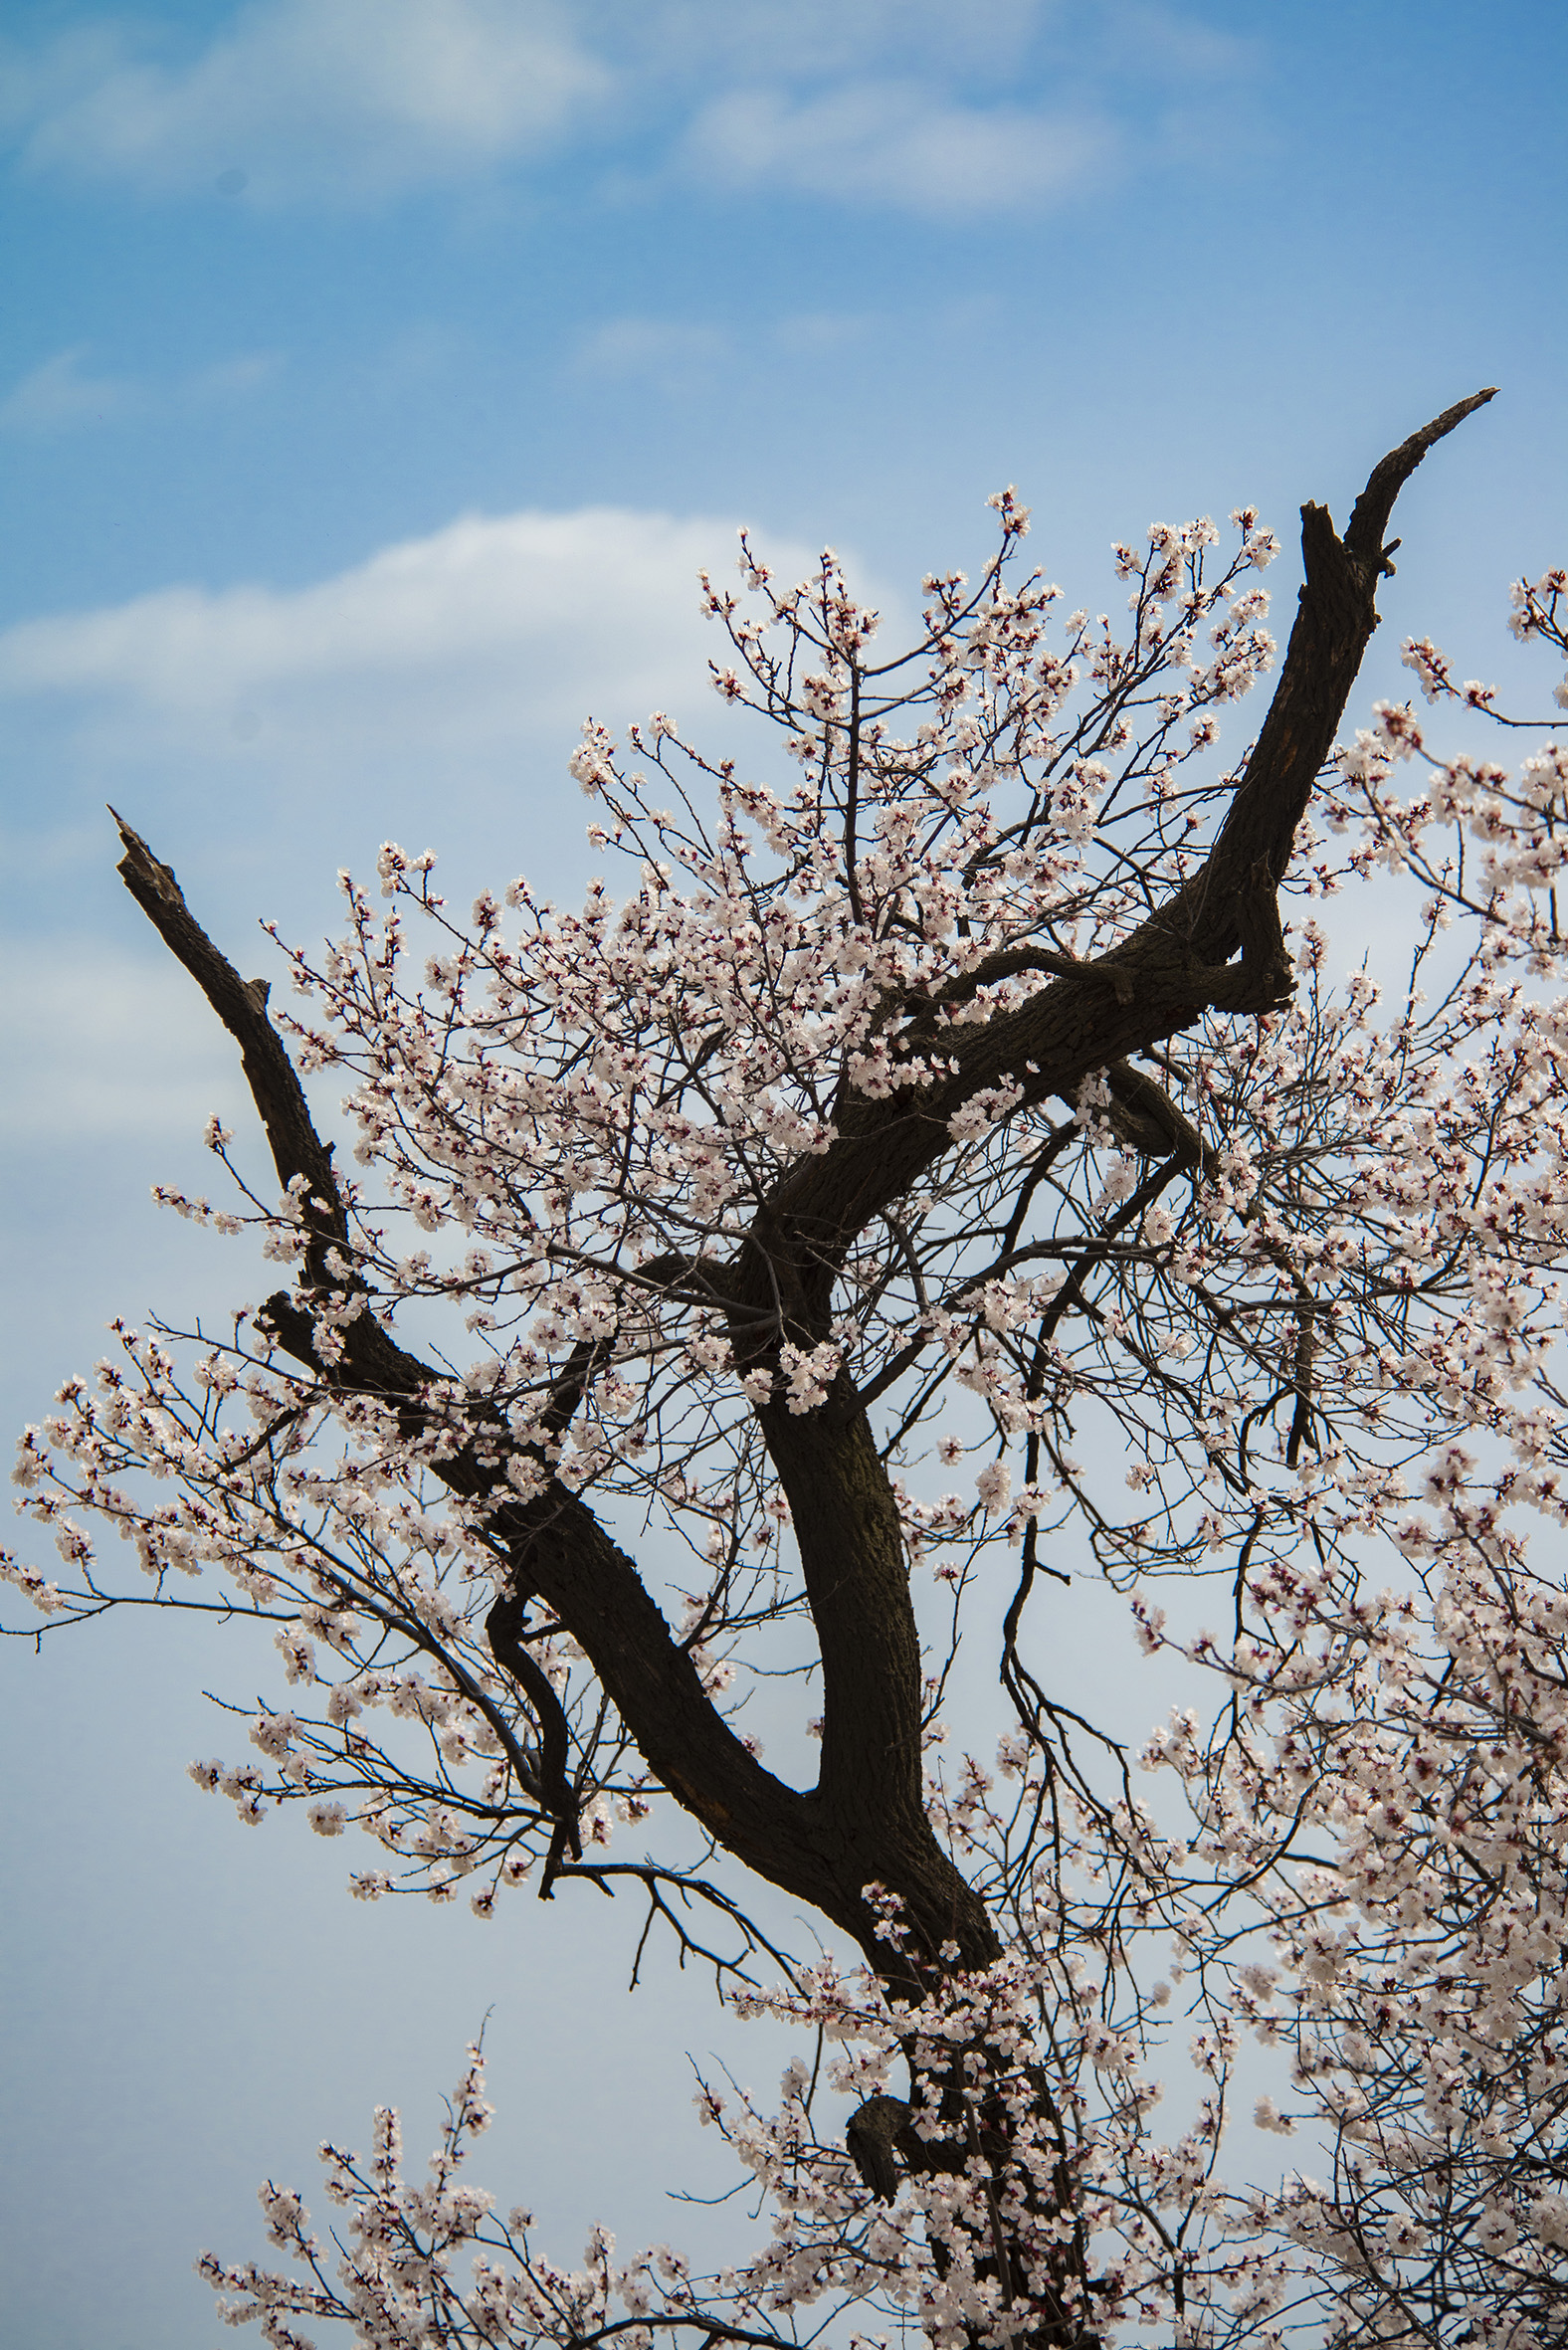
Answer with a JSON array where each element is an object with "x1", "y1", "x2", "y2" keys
[
  {"x1": 0, "y1": 503, "x2": 823, "y2": 768},
  {"x1": 0, "y1": 345, "x2": 139, "y2": 433},
  {"x1": 1092, "y1": 0, "x2": 1259, "y2": 80},
  {"x1": 613, "y1": 0, "x2": 1049, "y2": 89},
  {"x1": 186, "y1": 351, "x2": 284, "y2": 402},
  {"x1": 6, "y1": 0, "x2": 609, "y2": 207},
  {"x1": 768, "y1": 311, "x2": 876, "y2": 358},
  {"x1": 0, "y1": 343, "x2": 282, "y2": 434},
  {"x1": 569, "y1": 307, "x2": 879, "y2": 397},
  {"x1": 685, "y1": 80, "x2": 1115, "y2": 215},
  {"x1": 1, "y1": 0, "x2": 1258, "y2": 218},
  {"x1": 573, "y1": 318, "x2": 733, "y2": 396}
]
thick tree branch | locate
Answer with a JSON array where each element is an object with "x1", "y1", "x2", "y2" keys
[
  {"x1": 111, "y1": 810, "x2": 991, "y2": 1975},
  {"x1": 705, "y1": 400, "x2": 1493, "y2": 1995},
  {"x1": 489, "y1": 1473, "x2": 994, "y2": 1976},
  {"x1": 108, "y1": 822, "x2": 873, "y2": 1900},
  {"x1": 113, "y1": 811, "x2": 338, "y2": 1224},
  {"x1": 738, "y1": 391, "x2": 1496, "y2": 1324},
  {"x1": 114, "y1": 811, "x2": 441, "y2": 1406}
]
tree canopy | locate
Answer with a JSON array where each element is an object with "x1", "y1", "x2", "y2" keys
[{"x1": 14, "y1": 388, "x2": 1568, "y2": 2347}]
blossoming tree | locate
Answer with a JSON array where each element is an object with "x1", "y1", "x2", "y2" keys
[{"x1": 11, "y1": 386, "x2": 1568, "y2": 2347}]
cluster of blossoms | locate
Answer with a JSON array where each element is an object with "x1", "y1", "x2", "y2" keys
[
  {"x1": 9, "y1": 447, "x2": 1568, "y2": 2345},
  {"x1": 192, "y1": 1917, "x2": 1297, "y2": 2350},
  {"x1": 197, "y1": 2044, "x2": 758, "y2": 2350}
]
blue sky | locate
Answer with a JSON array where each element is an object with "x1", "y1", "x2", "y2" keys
[{"x1": 2, "y1": 5, "x2": 1565, "y2": 2345}]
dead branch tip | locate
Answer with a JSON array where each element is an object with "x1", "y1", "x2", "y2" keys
[
  {"x1": 109, "y1": 806, "x2": 186, "y2": 910},
  {"x1": 1345, "y1": 386, "x2": 1498, "y2": 564}
]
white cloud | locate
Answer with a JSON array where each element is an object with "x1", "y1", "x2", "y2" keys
[
  {"x1": 1, "y1": 0, "x2": 1252, "y2": 216},
  {"x1": 572, "y1": 310, "x2": 877, "y2": 392},
  {"x1": 187, "y1": 351, "x2": 284, "y2": 402},
  {"x1": 1095, "y1": 0, "x2": 1259, "y2": 80},
  {"x1": 0, "y1": 343, "x2": 282, "y2": 434},
  {"x1": 9, "y1": 0, "x2": 609, "y2": 206},
  {"x1": 0, "y1": 503, "x2": 825, "y2": 770},
  {"x1": 684, "y1": 81, "x2": 1115, "y2": 216},
  {"x1": 574, "y1": 318, "x2": 733, "y2": 395},
  {"x1": 0, "y1": 345, "x2": 139, "y2": 432},
  {"x1": 768, "y1": 311, "x2": 875, "y2": 358},
  {"x1": 614, "y1": 0, "x2": 1048, "y2": 86},
  {"x1": 0, "y1": 504, "x2": 880, "y2": 1160}
]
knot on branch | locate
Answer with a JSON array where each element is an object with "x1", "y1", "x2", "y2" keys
[
  {"x1": 257, "y1": 1288, "x2": 319, "y2": 1365},
  {"x1": 1102, "y1": 1061, "x2": 1214, "y2": 1165},
  {"x1": 846, "y1": 2094, "x2": 915, "y2": 2202},
  {"x1": 1189, "y1": 862, "x2": 1294, "y2": 1017}
]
